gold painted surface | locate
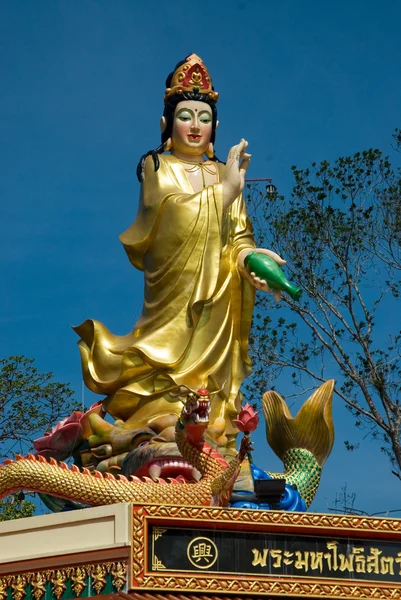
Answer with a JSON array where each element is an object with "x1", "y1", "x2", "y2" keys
[
  {"x1": 259, "y1": 380, "x2": 335, "y2": 507},
  {"x1": 186, "y1": 536, "x2": 218, "y2": 569},
  {"x1": 0, "y1": 579, "x2": 7, "y2": 600},
  {"x1": 131, "y1": 505, "x2": 401, "y2": 598},
  {"x1": 134, "y1": 577, "x2": 401, "y2": 598},
  {"x1": 0, "y1": 386, "x2": 331, "y2": 508},
  {"x1": 263, "y1": 380, "x2": 335, "y2": 466},
  {"x1": 91, "y1": 564, "x2": 107, "y2": 595},
  {"x1": 31, "y1": 572, "x2": 47, "y2": 600},
  {"x1": 50, "y1": 570, "x2": 66, "y2": 600},
  {"x1": 0, "y1": 562, "x2": 127, "y2": 599},
  {"x1": 138, "y1": 504, "x2": 401, "y2": 534},
  {"x1": 250, "y1": 540, "x2": 401, "y2": 577},
  {"x1": 0, "y1": 413, "x2": 238, "y2": 506},
  {"x1": 74, "y1": 154, "x2": 255, "y2": 457},
  {"x1": 11, "y1": 575, "x2": 26, "y2": 600},
  {"x1": 70, "y1": 566, "x2": 86, "y2": 597},
  {"x1": 151, "y1": 527, "x2": 167, "y2": 570},
  {"x1": 111, "y1": 562, "x2": 127, "y2": 592}
]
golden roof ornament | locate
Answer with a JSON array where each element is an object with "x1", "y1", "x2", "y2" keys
[{"x1": 164, "y1": 53, "x2": 219, "y2": 103}]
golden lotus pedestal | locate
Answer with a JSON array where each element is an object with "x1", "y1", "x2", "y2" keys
[{"x1": 1, "y1": 504, "x2": 401, "y2": 600}]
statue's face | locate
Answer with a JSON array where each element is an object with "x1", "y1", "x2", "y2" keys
[{"x1": 172, "y1": 100, "x2": 213, "y2": 156}]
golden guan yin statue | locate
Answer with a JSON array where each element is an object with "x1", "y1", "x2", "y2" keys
[
  {"x1": 73, "y1": 54, "x2": 287, "y2": 458},
  {"x1": 0, "y1": 55, "x2": 334, "y2": 513}
]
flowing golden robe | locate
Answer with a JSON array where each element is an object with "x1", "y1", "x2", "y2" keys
[{"x1": 74, "y1": 154, "x2": 255, "y2": 454}]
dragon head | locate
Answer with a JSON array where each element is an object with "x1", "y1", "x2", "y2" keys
[{"x1": 122, "y1": 387, "x2": 215, "y2": 483}]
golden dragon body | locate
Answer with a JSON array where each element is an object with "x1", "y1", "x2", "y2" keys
[
  {"x1": 0, "y1": 382, "x2": 334, "y2": 509},
  {"x1": 0, "y1": 398, "x2": 246, "y2": 508}
]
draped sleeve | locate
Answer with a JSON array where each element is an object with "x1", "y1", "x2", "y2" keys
[
  {"x1": 120, "y1": 155, "x2": 222, "y2": 272},
  {"x1": 120, "y1": 154, "x2": 225, "y2": 367},
  {"x1": 74, "y1": 153, "x2": 256, "y2": 447}
]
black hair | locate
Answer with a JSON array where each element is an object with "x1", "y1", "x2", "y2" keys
[{"x1": 136, "y1": 60, "x2": 221, "y2": 182}]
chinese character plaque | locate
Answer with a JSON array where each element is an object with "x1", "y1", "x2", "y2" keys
[{"x1": 132, "y1": 504, "x2": 401, "y2": 598}]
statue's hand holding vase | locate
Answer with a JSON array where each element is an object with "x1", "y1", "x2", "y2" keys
[
  {"x1": 221, "y1": 138, "x2": 286, "y2": 301},
  {"x1": 238, "y1": 248, "x2": 286, "y2": 301}
]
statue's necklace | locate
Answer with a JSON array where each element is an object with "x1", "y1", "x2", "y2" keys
[{"x1": 179, "y1": 159, "x2": 217, "y2": 189}]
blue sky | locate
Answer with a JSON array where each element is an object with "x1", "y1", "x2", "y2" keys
[{"x1": 1, "y1": 0, "x2": 401, "y2": 515}]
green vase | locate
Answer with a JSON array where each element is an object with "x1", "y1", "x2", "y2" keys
[{"x1": 244, "y1": 252, "x2": 302, "y2": 301}]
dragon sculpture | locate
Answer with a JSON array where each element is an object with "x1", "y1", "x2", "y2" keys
[
  {"x1": 0, "y1": 381, "x2": 334, "y2": 510},
  {"x1": 0, "y1": 394, "x2": 252, "y2": 508}
]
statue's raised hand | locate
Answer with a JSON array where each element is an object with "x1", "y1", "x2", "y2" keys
[{"x1": 222, "y1": 139, "x2": 251, "y2": 209}]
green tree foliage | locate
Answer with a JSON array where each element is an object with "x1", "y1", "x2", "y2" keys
[
  {"x1": 247, "y1": 139, "x2": 401, "y2": 477},
  {"x1": 0, "y1": 493, "x2": 36, "y2": 522},
  {"x1": 0, "y1": 356, "x2": 77, "y2": 519}
]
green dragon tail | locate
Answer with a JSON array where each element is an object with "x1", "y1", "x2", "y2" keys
[{"x1": 263, "y1": 380, "x2": 335, "y2": 507}]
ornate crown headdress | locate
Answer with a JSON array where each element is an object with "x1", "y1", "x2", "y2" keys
[{"x1": 164, "y1": 53, "x2": 219, "y2": 104}]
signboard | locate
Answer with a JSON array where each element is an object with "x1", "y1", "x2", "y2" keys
[
  {"x1": 131, "y1": 505, "x2": 401, "y2": 598},
  {"x1": 149, "y1": 526, "x2": 401, "y2": 583}
]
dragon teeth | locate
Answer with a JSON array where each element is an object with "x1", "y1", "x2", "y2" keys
[
  {"x1": 147, "y1": 459, "x2": 191, "y2": 476},
  {"x1": 192, "y1": 468, "x2": 201, "y2": 481},
  {"x1": 148, "y1": 463, "x2": 162, "y2": 480}
]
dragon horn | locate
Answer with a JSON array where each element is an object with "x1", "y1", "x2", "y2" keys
[
  {"x1": 209, "y1": 380, "x2": 227, "y2": 397},
  {"x1": 169, "y1": 384, "x2": 198, "y2": 398}
]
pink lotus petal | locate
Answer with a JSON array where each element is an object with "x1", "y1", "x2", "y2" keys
[
  {"x1": 33, "y1": 403, "x2": 104, "y2": 460},
  {"x1": 34, "y1": 423, "x2": 83, "y2": 454},
  {"x1": 80, "y1": 401, "x2": 104, "y2": 439},
  {"x1": 232, "y1": 418, "x2": 247, "y2": 433},
  {"x1": 244, "y1": 415, "x2": 259, "y2": 432},
  {"x1": 233, "y1": 403, "x2": 259, "y2": 433}
]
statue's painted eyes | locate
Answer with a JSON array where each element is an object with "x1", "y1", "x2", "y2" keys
[
  {"x1": 176, "y1": 109, "x2": 212, "y2": 124},
  {"x1": 199, "y1": 114, "x2": 212, "y2": 124},
  {"x1": 177, "y1": 111, "x2": 192, "y2": 122}
]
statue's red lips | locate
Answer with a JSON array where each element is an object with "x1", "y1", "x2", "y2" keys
[{"x1": 188, "y1": 134, "x2": 201, "y2": 140}]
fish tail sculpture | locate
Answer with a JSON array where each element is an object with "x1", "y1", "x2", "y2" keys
[
  {"x1": 263, "y1": 380, "x2": 335, "y2": 507},
  {"x1": 0, "y1": 397, "x2": 247, "y2": 508}
]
